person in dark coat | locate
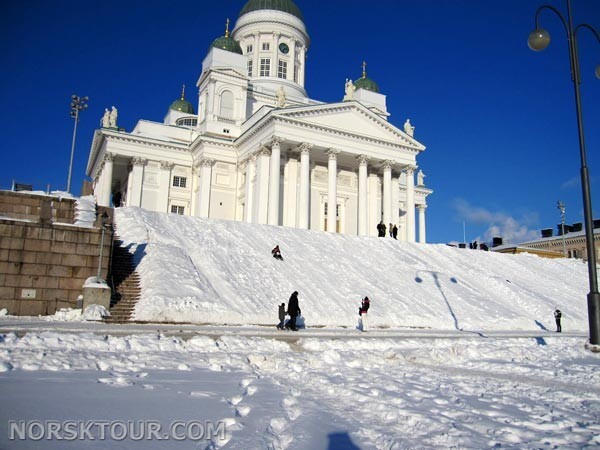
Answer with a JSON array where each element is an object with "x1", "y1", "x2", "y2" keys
[
  {"x1": 392, "y1": 224, "x2": 398, "y2": 240},
  {"x1": 359, "y1": 296, "x2": 370, "y2": 332},
  {"x1": 287, "y1": 291, "x2": 301, "y2": 331},
  {"x1": 377, "y1": 221, "x2": 386, "y2": 237},
  {"x1": 554, "y1": 308, "x2": 562, "y2": 332},
  {"x1": 271, "y1": 245, "x2": 283, "y2": 261},
  {"x1": 277, "y1": 303, "x2": 286, "y2": 330}
]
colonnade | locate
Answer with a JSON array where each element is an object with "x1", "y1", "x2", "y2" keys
[{"x1": 239, "y1": 138, "x2": 428, "y2": 242}]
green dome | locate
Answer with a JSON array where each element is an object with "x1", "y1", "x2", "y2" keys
[
  {"x1": 169, "y1": 85, "x2": 194, "y2": 114},
  {"x1": 354, "y1": 61, "x2": 380, "y2": 93},
  {"x1": 354, "y1": 76, "x2": 379, "y2": 93},
  {"x1": 170, "y1": 98, "x2": 194, "y2": 114},
  {"x1": 210, "y1": 35, "x2": 243, "y2": 54},
  {"x1": 239, "y1": 0, "x2": 303, "y2": 20}
]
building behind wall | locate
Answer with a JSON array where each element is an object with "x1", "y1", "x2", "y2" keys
[
  {"x1": 492, "y1": 221, "x2": 600, "y2": 261},
  {"x1": 86, "y1": 0, "x2": 433, "y2": 242}
]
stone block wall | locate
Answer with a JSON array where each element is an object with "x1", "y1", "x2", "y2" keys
[
  {"x1": 0, "y1": 191, "x2": 75, "y2": 223},
  {"x1": 0, "y1": 191, "x2": 113, "y2": 316}
]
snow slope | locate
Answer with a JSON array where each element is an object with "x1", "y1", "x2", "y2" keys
[{"x1": 114, "y1": 207, "x2": 590, "y2": 330}]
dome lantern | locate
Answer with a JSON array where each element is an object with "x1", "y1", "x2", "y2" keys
[
  {"x1": 354, "y1": 60, "x2": 380, "y2": 93},
  {"x1": 210, "y1": 18, "x2": 243, "y2": 55},
  {"x1": 169, "y1": 84, "x2": 195, "y2": 114}
]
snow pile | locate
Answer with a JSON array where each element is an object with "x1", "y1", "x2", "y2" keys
[
  {"x1": 74, "y1": 195, "x2": 97, "y2": 227},
  {"x1": 81, "y1": 304, "x2": 110, "y2": 320},
  {"x1": 114, "y1": 207, "x2": 590, "y2": 330}
]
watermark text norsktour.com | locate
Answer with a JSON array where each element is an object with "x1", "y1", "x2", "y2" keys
[{"x1": 9, "y1": 420, "x2": 226, "y2": 441}]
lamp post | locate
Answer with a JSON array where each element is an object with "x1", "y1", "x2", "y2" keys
[
  {"x1": 557, "y1": 201, "x2": 567, "y2": 256},
  {"x1": 97, "y1": 211, "x2": 109, "y2": 281},
  {"x1": 528, "y1": 0, "x2": 600, "y2": 348},
  {"x1": 67, "y1": 95, "x2": 89, "y2": 193}
]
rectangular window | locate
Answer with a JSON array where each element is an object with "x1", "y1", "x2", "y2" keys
[
  {"x1": 247, "y1": 59, "x2": 253, "y2": 77},
  {"x1": 294, "y1": 65, "x2": 298, "y2": 83},
  {"x1": 170, "y1": 205, "x2": 185, "y2": 215},
  {"x1": 277, "y1": 60, "x2": 287, "y2": 79},
  {"x1": 324, "y1": 202, "x2": 340, "y2": 217},
  {"x1": 260, "y1": 58, "x2": 270, "y2": 77},
  {"x1": 246, "y1": 44, "x2": 253, "y2": 53},
  {"x1": 262, "y1": 42, "x2": 270, "y2": 51},
  {"x1": 172, "y1": 176, "x2": 187, "y2": 188}
]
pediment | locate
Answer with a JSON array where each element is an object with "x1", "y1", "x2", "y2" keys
[{"x1": 275, "y1": 103, "x2": 424, "y2": 149}]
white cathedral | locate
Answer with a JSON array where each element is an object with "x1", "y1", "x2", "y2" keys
[{"x1": 86, "y1": 0, "x2": 432, "y2": 241}]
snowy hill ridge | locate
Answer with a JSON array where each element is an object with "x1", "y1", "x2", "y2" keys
[{"x1": 114, "y1": 207, "x2": 589, "y2": 331}]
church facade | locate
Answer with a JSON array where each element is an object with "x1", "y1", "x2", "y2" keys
[{"x1": 86, "y1": 0, "x2": 432, "y2": 241}]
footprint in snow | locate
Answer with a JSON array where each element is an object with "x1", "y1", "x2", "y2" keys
[
  {"x1": 245, "y1": 385, "x2": 257, "y2": 396},
  {"x1": 235, "y1": 405, "x2": 251, "y2": 417},
  {"x1": 228, "y1": 395, "x2": 243, "y2": 405}
]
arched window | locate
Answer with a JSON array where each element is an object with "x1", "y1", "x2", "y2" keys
[{"x1": 219, "y1": 91, "x2": 234, "y2": 118}]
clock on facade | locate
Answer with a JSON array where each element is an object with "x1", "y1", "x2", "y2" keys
[{"x1": 278, "y1": 43, "x2": 289, "y2": 54}]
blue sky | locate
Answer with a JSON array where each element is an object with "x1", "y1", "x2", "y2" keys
[{"x1": 2, "y1": 0, "x2": 599, "y2": 245}]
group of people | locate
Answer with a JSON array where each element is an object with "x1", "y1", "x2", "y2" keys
[{"x1": 377, "y1": 221, "x2": 399, "y2": 239}]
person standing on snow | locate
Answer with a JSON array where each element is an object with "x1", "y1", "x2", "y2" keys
[
  {"x1": 554, "y1": 308, "x2": 562, "y2": 332},
  {"x1": 277, "y1": 303, "x2": 286, "y2": 330},
  {"x1": 287, "y1": 291, "x2": 301, "y2": 331},
  {"x1": 359, "y1": 296, "x2": 370, "y2": 332}
]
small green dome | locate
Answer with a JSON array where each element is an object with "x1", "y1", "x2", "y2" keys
[
  {"x1": 354, "y1": 75, "x2": 380, "y2": 93},
  {"x1": 169, "y1": 85, "x2": 195, "y2": 114},
  {"x1": 210, "y1": 35, "x2": 243, "y2": 54},
  {"x1": 354, "y1": 61, "x2": 380, "y2": 93},
  {"x1": 170, "y1": 98, "x2": 194, "y2": 114},
  {"x1": 239, "y1": 0, "x2": 303, "y2": 20}
]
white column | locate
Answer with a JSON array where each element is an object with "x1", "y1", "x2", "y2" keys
[
  {"x1": 283, "y1": 155, "x2": 299, "y2": 227},
  {"x1": 418, "y1": 204, "x2": 427, "y2": 243},
  {"x1": 99, "y1": 153, "x2": 114, "y2": 207},
  {"x1": 158, "y1": 161, "x2": 174, "y2": 213},
  {"x1": 299, "y1": 46, "x2": 306, "y2": 86},
  {"x1": 273, "y1": 33, "x2": 280, "y2": 79},
  {"x1": 244, "y1": 156, "x2": 256, "y2": 222},
  {"x1": 391, "y1": 175, "x2": 400, "y2": 228},
  {"x1": 130, "y1": 157, "x2": 146, "y2": 207},
  {"x1": 405, "y1": 166, "x2": 416, "y2": 243},
  {"x1": 368, "y1": 173, "x2": 380, "y2": 237},
  {"x1": 253, "y1": 33, "x2": 260, "y2": 77},
  {"x1": 190, "y1": 166, "x2": 198, "y2": 215},
  {"x1": 357, "y1": 155, "x2": 368, "y2": 236},
  {"x1": 95, "y1": 163, "x2": 104, "y2": 205},
  {"x1": 268, "y1": 137, "x2": 282, "y2": 225},
  {"x1": 382, "y1": 160, "x2": 393, "y2": 228},
  {"x1": 288, "y1": 39, "x2": 296, "y2": 82},
  {"x1": 298, "y1": 143, "x2": 312, "y2": 229},
  {"x1": 198, "y1": 158, "x2": 213, "y2": 218},
  {"x1": 125, "y1": 165, "x2": 133, "y2": 206},
  {"x1": 254, "y1": 147, "x2": 270, "y2": 224},
  {"x1": 327, "y1": 149, "x2": 339, "y2": 233}
]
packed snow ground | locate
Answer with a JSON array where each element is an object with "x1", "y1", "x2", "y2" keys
[
  {"x1": 115, "y1": 207, "x2": 589, "y2": 331},
  {"x1": 1, "y1": 330, "x2": 599, "y2": 449},
  {"x1": 2, "y1": 206, "x2": 600, "y2": 448}
]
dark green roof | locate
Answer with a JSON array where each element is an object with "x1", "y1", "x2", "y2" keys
[
  {"x1": 170, "y1": 98, "x2": 194, "y2": 114},
  {"x1": 354, "y1": 76, "x2": 379, "y2": 93},
  {"x1": 210, "y1": 35, "x2": 243, "y2": 54},
  {"x1": 239, "y1": 0, "x2": 303, "y2": 20}
]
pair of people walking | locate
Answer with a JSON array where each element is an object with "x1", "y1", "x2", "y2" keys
[{"x1": 277, "y1": 291, "x2": 301, "y2": 331}]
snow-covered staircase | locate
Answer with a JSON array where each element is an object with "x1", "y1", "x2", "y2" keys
[{"x1": 105, "y1": 236, "x2": 140, "y2": 323}]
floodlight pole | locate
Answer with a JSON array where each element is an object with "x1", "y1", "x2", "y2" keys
[
  {"x1": 529, "y1": 0, "x2": 600, "y2": 347},
  {"x1": 67, "y1": 95, "x2": 89, "y2": 193}
]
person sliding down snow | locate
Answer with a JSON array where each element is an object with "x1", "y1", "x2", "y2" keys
[
  {"x1": 271, "y1": 245, "x2": 283, "y2": 261},
  {"x1": 359, "y1": 296, "x2": 370, "y2": 332}
]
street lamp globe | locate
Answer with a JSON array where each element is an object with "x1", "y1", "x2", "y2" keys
[{"x1": 528, "y1": 28, "x2": 551, "y2": 51}]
